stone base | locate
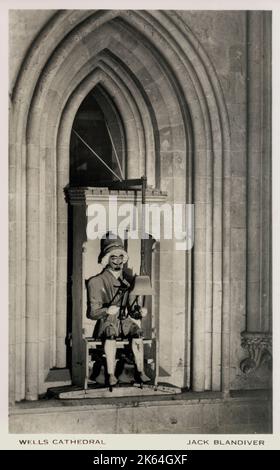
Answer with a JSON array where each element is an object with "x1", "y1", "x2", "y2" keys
[
  {"x1": 57, "y1": 384, "x2": 181, "y2": 399},
  {"x1": 9, "y1": 390, "x2": 272, "y2": 434},
  {"x1": 43, "y1": 368, "x2": 72, "y2": 391}
]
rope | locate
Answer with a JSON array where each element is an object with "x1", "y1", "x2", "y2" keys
[
  {"x1": 72, "y1": 129, "x2": 122, "y2": 182},
  {"x1": 105, "y1": 121, "x2": 124, "y2": 180}
]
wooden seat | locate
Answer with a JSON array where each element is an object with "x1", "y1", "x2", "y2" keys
[{"x1": 83, "y1": 337, "x2": 153, "y2": 389}]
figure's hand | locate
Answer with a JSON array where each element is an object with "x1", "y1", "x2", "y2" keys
[
  {"x1": 107, "y1": 305, "x2": 119, "y2": 316},
  {"x1": 141, "y1": 307, "x2": 148, "y2": 318},
  {"x1": 129, "y1": 305, "x2": 145, "y2": 320}
]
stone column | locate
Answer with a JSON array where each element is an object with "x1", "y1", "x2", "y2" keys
[
  {"x1": 241, "y1": 12, "x2": 272, "y2": 375},
  {"x1": 246, "y1": 12, "x2": 271, "y2": 332},
  {"x1": 9, "y1": 110, "x2": 27, "y2": 402},
  {"x1": 25, "y1": 140, "x2": 41, "y2": 400},
  {"x1": 56, "y1": 137, "x2": 69, "y2": 369}
]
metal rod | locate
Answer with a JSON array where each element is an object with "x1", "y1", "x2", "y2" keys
[
  {"x1": 140, "y1": 176, "x2": 147, "y2": 275},
  {"x1": 72, "y1": 129, "x2": 122, "y2": 182},
  {"x1": 154, "y1": 333, "x2": 159, "y2": 389},
  {"x1": 105, "y1": 121, "x2": 125, "y2": 180}
]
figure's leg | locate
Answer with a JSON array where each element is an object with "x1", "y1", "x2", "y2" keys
[
  {"x1": 104, "y1": 339, "x2": 117, "y2": 386},
  {"x1": 103, "y1": 323, "x2": 118, "y2": 386},
  {"x1": 131, "y1": 337, "x2": 150, "y2": 383},
  {"x1": 123, "y1": 318, "x2": 150, "y2": 383}
]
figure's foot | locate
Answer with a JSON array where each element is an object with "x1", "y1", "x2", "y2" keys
[
  {"x1": 108, "y1": 374, "x2": 118, "y2": 386},
  {"x1": 138, "y1": 372, "x2": 151, "y2": 383}
]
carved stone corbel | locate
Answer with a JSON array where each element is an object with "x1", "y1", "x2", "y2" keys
[{"x1": 240, "y1": 332, "x2": 272, "y2": 374}]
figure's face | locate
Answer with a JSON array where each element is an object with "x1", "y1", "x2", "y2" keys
[{"x1": 108, "y1": 254, "x2": 124, "y2": 271}]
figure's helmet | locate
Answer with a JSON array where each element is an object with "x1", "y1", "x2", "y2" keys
[{"x1": 99, "y1": 232, "x2": 128, "y2": 267}]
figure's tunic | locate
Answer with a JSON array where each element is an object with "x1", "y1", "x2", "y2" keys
[{"x1": 87, "y1": 268, "x2": 141, "y2": 338}]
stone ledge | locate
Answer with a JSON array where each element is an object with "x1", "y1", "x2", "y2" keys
[
  {"x1": 10, "y1": 389, "x2": 271, "y2": 415},
  {"x1": 9, "y1": 390, "x2": 272, "y2": 434}
]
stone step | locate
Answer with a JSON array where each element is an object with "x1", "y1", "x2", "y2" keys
[{"x1": 45, "y1": 368, "x2": 72, "y2": 389}]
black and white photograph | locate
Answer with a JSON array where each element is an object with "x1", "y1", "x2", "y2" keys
[{"x1": 2, "y1": 0, "x2": 279, "y2": 451}]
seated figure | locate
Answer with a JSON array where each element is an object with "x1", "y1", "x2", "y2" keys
[{"x1": 87, "y1": 233, "x2": 150, "y2": 387}]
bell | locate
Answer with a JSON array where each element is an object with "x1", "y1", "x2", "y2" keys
[
  {"x1": 118, "y1": 363, "x2": 136, "y2": 384},
  {"x1": 94, "y1": 364, "x2": 106, "y2": 385},
  {"x1": 131, "y1": 275, "x2": 154, "y2": 296}
]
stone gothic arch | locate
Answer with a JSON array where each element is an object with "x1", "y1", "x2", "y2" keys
[{"x1": 10, "y1": 10, "x2": 230, "y2": 401}]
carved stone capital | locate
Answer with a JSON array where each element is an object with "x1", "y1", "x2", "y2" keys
[{"x1": 240, "y1": 332, "x2": 272, "y2": 374}]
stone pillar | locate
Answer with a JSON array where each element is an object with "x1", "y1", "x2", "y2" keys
[
  {"x1": 25, "y1": 140, "x2": 41, "y2": 400},
  {"x1": 56, "y1": 139, "x2": 69, "y2": 369},
  {"x1": 159, "y1": 126, "x2": 189, "y2": 389},
  {"x1": 9, "y1": 111, "x2": 27, "y2": 403},
  {"x1": 240, "y1": 12, "x2": 272, "y2": 376},
  {"x1": 247, "y1": 11, "x2": 271, "y2": 332}
]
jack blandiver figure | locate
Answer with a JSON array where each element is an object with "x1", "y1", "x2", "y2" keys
[{"x1": 87, "y1": 233, "x2": 150, "y2": 387}]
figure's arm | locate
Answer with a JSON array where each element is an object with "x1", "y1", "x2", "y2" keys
[
  {"x1": 87, "y1": 278, "x2": 120, "y2": 320},
  {"x1": 86, "y1": 278, "x2": 108, "y2": 320}
]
